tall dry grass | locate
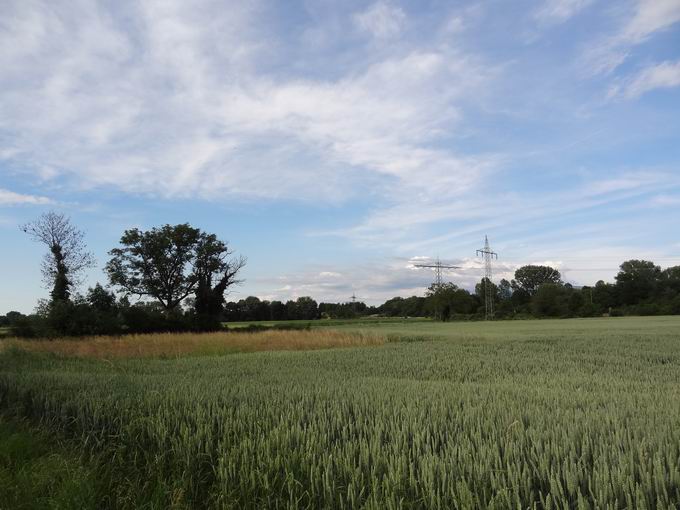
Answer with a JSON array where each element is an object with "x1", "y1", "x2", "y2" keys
[{"x1": 2, "y1": 330, "x2": 385, "y2": 359}]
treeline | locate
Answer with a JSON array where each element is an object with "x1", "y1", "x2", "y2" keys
[
  {"x1": 11, "y1": 213, "x2": 246, "y2": 337},
  {"x1": 368, "y1": 261, "x2": 680, "y2": 320},
  {"x1": 219, "y1": 260, "x2": 680, "y2": 322},
  {"x1": 222, "y1": 297, "x2": 373, "y2": 322},
  {"x1": 5, "y1": 211, "x2": 680, "y2": 337}
]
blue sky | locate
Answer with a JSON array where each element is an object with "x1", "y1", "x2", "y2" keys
[{"x1": 2, "y1": 0, "x2": 680, "y2": 314}]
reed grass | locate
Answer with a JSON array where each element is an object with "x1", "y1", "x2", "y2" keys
[{"x1": 2, "y1": 329, "x2": 386, "y2": 359}]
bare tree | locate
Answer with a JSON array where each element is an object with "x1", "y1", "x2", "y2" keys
[{"x1": 21, "y1": 211, "x2": 95, "y2": 303}]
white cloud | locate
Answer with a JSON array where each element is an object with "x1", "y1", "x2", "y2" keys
[
  {"x1": 612, "y1": 60, "x2": 680, "y2": 98},
  {"x1": 622, "y1": 0, "x2": 680, "y2": 41},
  {"x1": 354, "y1": 1, "x2": 406, "y2": 39},
  {"x1": 247, "y1": 258, "x2": 478, "y2": 304},
  {"x1": 586, "y1": 0, "x2": 680, "y2": 75},
  {"x1": 0, "y1": 188, "x2": 52, "y2": 206},
  {"x1": 650, "y1": 194, "x2": 680, "y2": 206},
  {"x1": 583, "y1": 171, "x2": 671, "y2": 195},
  {"x1": 534, "y1": 0, "x2": 594, "y2": 24},
  {"x1": 0, "y1": 0, "x2": 492, "y2": 207},
  {"x1": 322, "y1": 169, "x2": 680, "y2": 256},
  {"x1": 244, "y1": 251, "x2": 641, "y2": 304}
]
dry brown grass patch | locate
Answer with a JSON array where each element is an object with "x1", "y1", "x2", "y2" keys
[{"x1": 2, "y1": 329, "x2": 386, "y2": 359}]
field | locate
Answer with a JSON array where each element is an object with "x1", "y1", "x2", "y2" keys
[
  {"x1": 224, "y1": 317, "x2": 431, "y2": 329},
  {"x1": 1, "y1": 316, "x2": 680, "y2": 509}
]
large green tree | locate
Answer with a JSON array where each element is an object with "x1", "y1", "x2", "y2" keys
[
  {"x1": 531, "y1": 283, "x2": 569, "y2": 317},
  {"x1": 295, "y1": 296, "x2": 319, "y2": 320},
  {"x1": 615, "y1": 260, "x2": 661, "y2": 305},
  {"x1": 426, "y1": 283, "x2": 475, "y2": 321},
  {"x1": 107, "y1": 224, "x2": 245, "y2": 315},
  {"x1": 512, "y1": 265, "x2": 562, "y2": 296},
  {"x1": 21, "y1": 211, "x2": 95, "y2": 303},
  {"x1": 107, "y1": 224, "x2": 201, "y2": 311}
]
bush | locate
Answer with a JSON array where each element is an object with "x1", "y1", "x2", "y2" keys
[
  {"x1": 635, "y1": 303, "x2": 661, "y2": 316},
  {"x1": 10, "y1": 316, "x2": 40, "y2": 338},
  {"x1": 7, "y1": 299, "x2": 225, "y2": 339}
]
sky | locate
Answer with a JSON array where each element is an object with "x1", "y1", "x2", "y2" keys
[{"x1": 1, "y1": 0, "x2": 680, "y2": 314}]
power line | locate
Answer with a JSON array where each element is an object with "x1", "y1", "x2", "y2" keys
[{"x1": 414, "y1": 257, "x2": 460, "y2": 289}]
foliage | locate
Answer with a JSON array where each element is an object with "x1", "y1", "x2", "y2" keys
[
  {"x1": 106, "y1": 224, "x2": 245, "y2": 319},
  {"x1": 512, "y1": 265, "x2": 562, "y2": 295},
  {"x1": 425, "y1": 282, "x2": 477, "y2": 320},
  {"x1": 193, "y1": 233, "x2": 246, "y2": 317},
  {"x1": 0, "y1": 415, "x2": 101, "y2": 509},
  {"x1": 531, "y1": 283, "x2": 569, "y2": 317},
  {"x1": 615, "y1": 259, "x2": 662, "y2": 305},
  {"x1": 106, "y1": 224, "x2": 203, "y2": 311},
  {"x1": 21, "y1": 211, "x2": 95, "y2": 303},
  {"x1": 224, "y1": 296, "x2": 324, "y2": 322}
]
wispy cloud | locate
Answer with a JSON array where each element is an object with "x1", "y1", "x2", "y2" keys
[
  {"x1": 0, "y1": 188, "x2": 52, "y2": 206},
  {"x1": 609, "y1": 59, "x2": 680, "y2": 98},
  {"x1": 0, "y1": 0, "x2": 492, "y2": 207},
  {"x1": 354, "y1": 1, "x2": 406, "y2": 39},
  {"x1": 534, "y1": 0, "x2": 594, "y2": 25},
  {"x1": 586, "y1": 0, "x2": 680, "y2": 75}
]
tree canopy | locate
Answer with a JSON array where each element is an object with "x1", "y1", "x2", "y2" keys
[
  {"x1": 106, "y1": 224, "x2": 245, "y2": 315},
  {"x1": 512, "y1": 265, "x2": 562, "y2": 295}
]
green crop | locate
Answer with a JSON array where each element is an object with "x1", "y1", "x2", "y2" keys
[{"x1": 1, "y1": 316, "x2": 679, "y2": 509}]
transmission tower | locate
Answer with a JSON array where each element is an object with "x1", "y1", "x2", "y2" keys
[
  {"x1": 350, "y1": 293, "x2": 357, "y2": 303},
  {"x1": 414, "y1": 257, "x2": 460, "y2": 289},
  {"x1": 476, "y1": 235, "x2": 498, "y2": 320}
]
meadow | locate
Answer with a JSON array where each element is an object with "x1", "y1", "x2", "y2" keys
[{"x1": 1, "y1": 316, "x2": 680, "y2": 509}]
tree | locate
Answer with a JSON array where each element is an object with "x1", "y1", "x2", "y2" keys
[
  {"x1": 615, "y1": 260, "x2": 661, "y2": 305},
  {"x1": 107, "y1": 224, "x2": 202, "y2": 311},
  {"x1": 193, "y1": 233, "x2": 246, "y2": 317},
  {"x1": 296, "y1": 296, "x2": 318, "y2": 320},
  {"x1": 284, "y1": 300, "x2": 299, "y2": 320},
  {"x1": 498, "y1": 279, "x2": 512, "y2": 301},
  {"x1": 513, "y1": 265, "x2": 562, "y2": 296},
  {"x1": 531, "y1": 283, "x2": 569, "y2": 317},
  {"x1": 2, "y1": 311, "x2": 26, "y2": 326},
  {"x1": 21, "y1": 211, "x2": 95, "y2": 303},
  {"x1": 239, "y1": 296, "x2": 268, "y2": 321},
  {"x1": 425, "y1": 283, "x2": 475, "y2": 320},
  {"x1": 662, "y1": 266, "x2": 680, "y2": 294},
  {"x1": 270, "y1": 301, "x2": 286, "y2": 320},
  {"x1": 592, "y1": 280, "x2": 616, "y2": 310},
  {"x1": 475, "y1": 277, "x2": 498, "y2": 302},
  {"x1": 87, "y1": 283, "x2": 117, "y2": 312}
]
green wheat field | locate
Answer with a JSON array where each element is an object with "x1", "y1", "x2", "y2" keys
[{"x1": 1, "y1": 316, "x2": 680, "y2": 509}]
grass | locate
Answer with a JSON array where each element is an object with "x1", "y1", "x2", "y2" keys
[
  {"x1": 1, "y1": 316, "x2": 680, "y2": 508},
  {"x1": 0, "y1": 414, "x2": 99, "y2": 509},
  {"x1": 331, "y1": 313, "x2": 680, "y2": 337},
  {"x1": 224, "y1": 316, "x2": 432, "y2": 329},
  {"x1": 2, "y1": 329, "x2": 386, "y2": 359}
]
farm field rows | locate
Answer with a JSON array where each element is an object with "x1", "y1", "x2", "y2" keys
[{"x1": 1, "y1": 316, "x2": 680, "y2": 508}]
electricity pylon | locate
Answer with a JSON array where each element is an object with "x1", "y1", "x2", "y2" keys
[
  {"x1": 476, "y1": 236, "x2": 498, "y2": 320},
  {"x1": 414, "y1": 257, "x2": 460, "y2": 290}
]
